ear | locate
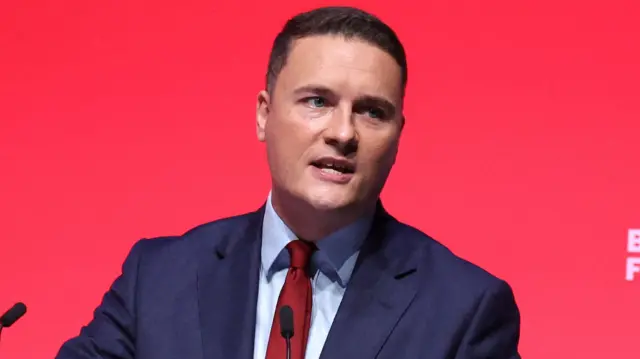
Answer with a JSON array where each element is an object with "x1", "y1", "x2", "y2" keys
[{"x1": 256, "y1": 90, "x2": 270, "y2": 142}]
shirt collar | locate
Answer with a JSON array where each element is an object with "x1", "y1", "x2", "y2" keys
[{"x1": 261, "y1": 191, "x2": 373, "y2": 287}]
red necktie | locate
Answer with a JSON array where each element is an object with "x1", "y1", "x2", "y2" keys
[{"x1": 265, "y1": 240, "x2": 315, "y2": 359}]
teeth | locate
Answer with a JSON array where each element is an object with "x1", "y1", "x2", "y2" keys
[
  {"x1": 321, "y1": 167, "x2": 344, "y2": 175},
  {"x1": 314, "y1": 160, "x2": 352, "y2": 174},
  {"x1": 331, "y1": 165, "x2": 344, "y2": 171}
]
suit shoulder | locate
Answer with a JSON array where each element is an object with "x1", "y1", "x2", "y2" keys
[
  {"x1": 129, "y1": 209, "x2": 261, "y2": 261},
  {"x1": 390, "y1": 219, "x2": 508, "y2": 291},
  {"x1": 182, "y1": 210, "x2": 259, "y2": 237}
]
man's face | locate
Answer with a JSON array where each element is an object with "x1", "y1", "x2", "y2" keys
[{"x1": 256, "y1": 35, "x2": 404, "y2": 213}]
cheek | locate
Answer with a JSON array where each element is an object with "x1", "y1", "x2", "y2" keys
[
  {"x1": 266, "y1": 119, "x2": 309, "y2": 166},
  {"x1": 268, "y1": 109, "x2": 321, "y2": 150},
  {"x1": 359, "y1": 138, "x2": 398, "y2": 169}
]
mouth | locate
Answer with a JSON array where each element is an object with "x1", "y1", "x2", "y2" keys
[{"x1": 310, "y1": 156, "x2": 356, "y2": 176}]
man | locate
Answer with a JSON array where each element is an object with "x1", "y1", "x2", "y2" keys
[{"x1": 56, "y1": 6, "x2": 521, "y2": 359}]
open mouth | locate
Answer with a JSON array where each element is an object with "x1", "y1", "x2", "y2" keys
[{"x1": 310, "y1": 157, "x2": 356, "y2": 175}]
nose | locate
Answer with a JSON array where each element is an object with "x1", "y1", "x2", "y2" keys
[{"x1": 323, "y1": 106, "x2": 358, "y2": 155}]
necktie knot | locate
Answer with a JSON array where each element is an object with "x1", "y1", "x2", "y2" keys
[{"x1": 286, "y1": 240, "x2": 314, "y2": 270}]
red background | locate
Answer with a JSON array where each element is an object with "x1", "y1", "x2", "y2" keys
[{"x1": 1, "y1": 1, "x2": 639, "y2": 358}]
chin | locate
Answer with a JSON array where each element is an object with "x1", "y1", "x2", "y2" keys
[{"x1": 303, "y1": 188, "x2": 354, "y2": 211}]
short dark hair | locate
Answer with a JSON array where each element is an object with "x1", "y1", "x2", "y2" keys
[{"x1": 266, "y1": 6, "x2": 408, "y2": 95}]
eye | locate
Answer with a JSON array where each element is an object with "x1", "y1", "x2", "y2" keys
[
  {"x1": 353, "y1": 102, "x2": 389, "y2": 120},
  {"x1": 304, "y1": 96, "x2": 326, "y2": 108},
  {"x1": 361, "y1": 107, "x2": 386, "y2": 120}
]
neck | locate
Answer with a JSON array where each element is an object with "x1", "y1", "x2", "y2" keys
[{"x1": 270, "y1": 189, "x2": 376, "y2": 242}]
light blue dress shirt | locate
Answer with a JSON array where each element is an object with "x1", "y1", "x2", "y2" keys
[{"x1": 252, "y1": 192, "x2": 373, "y2": 359}]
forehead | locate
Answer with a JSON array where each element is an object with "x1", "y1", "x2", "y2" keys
[{"x1": 275, "y1": 35, "x2": 403, "y2": 104}]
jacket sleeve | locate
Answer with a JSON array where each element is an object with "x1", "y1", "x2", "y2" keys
[
  {"x1": 454, "y1": 280, "x2": 522, "y2": 359},
  {"x1": 55, "y1": 240, "x2": 147, "y2": 359}
]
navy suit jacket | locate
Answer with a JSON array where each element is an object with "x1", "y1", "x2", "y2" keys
[{"x1": 56, "y1": 203, "x2": 521, "y2": 359}]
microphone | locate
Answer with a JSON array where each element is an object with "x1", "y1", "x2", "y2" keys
[
  {"x1": 0, "y1": 302, "x2": 26, "y2": 329},
  {"x1": 279, "y1": 305, "x2": 294, "y2": 359},
  {"x1": 0, "y1": 302, "x2": 27, "y2": 343}
]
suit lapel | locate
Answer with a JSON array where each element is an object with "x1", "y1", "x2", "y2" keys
[
  {"x1": 197, "y1": 206, "x2": 264, "y2": 359},
  {"x1": 320, "y1": 205, "x2": 421, "y2": 359}
]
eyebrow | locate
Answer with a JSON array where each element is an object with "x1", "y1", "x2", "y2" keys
[{"x1": 292, "y1": 84, "x2": 398, "y2": 117}]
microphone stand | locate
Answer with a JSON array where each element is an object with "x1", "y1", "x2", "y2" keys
[{"x1": 285, "y1": 336, "x2": 291, "y2": 359}]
